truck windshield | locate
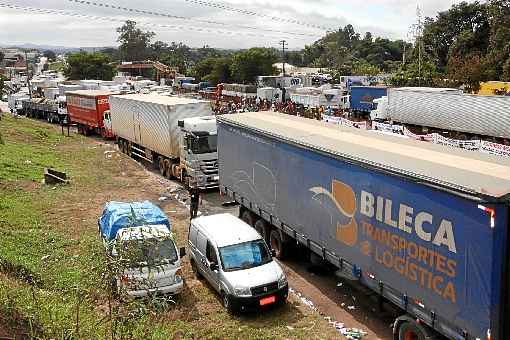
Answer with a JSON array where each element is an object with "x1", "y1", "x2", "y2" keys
[
  {"x1": 121, "y1": 238, "x2": 178, "y2": 266},
  {"x1": 192, "y1": 135, "x2": 217, "y2": 154},
  {"x1": 219, "y1": 240, "x2": 272, "y2": 272}
]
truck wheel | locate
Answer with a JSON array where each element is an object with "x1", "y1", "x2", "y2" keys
[
  {"x1": 164, "y1": 160, "x2": 172, "y2": 179},
  {"x1": 270, "y1": 230, "x2": 285, "y2": 260},
  {"x1": 158, "y1": 158, "x2": 166, "y2": 176},
  {"x1": 254, "y1": 219, "x2": 269, "y2": 244},
  {"x1": 241, "y1": 210, "x2": 254, "y2": 226},
  {"x1": 398, "y1": 321, "x2": 428, "y2": 340}
]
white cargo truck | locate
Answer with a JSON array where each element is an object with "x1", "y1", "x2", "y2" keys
[
  {"x1": 108, "y1": 94, "x2": 219, "y2": 188},
  {"x1": 7, "y1": 92, "x2": 30, "y2": 114},
  {"x1": 370, "y1": 87, "x2": 510, "y2": 139}
]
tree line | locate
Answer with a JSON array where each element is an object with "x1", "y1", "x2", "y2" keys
[{"x1": 61, "y1": 0, "x2": 510, "y2": 91}]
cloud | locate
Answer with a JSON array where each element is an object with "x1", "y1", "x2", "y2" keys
[{"x1": 0, "y1": 0, "x2": 476, "y2": 48}]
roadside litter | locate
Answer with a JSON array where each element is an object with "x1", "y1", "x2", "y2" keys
[{"x1": 289, "y1": 287, "x2": 366, "y2": 339}]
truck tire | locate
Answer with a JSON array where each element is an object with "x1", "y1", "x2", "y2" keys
[
  {"x1": 164, "y1": 159, "x2": 172, "y2": 179},
  {"x1": 397, "y1": 321, "x2": 429, "y2": 340},
  {"x1": 241, "y1": 210, "x2": 254, "y2": 227},
  {"x1": 270, "y1": 230, "x2": 286, "y2": 260},
  {"x1": 254, "y1": 219, "x2": 269, "y2": 244},
  {"x1": 158, "y1": 158, "x2": 166, "y2": 176}
]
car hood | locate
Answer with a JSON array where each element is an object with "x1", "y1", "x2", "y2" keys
[{"x1": 222, "y1": 260, "x2": 283, "y2": 288}]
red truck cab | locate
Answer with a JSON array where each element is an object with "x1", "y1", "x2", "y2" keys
[{"x1": 66, "y1": 90, "x2": 115, "y2": 138}]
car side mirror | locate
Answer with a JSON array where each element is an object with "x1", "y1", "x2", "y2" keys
[
  {"x1": 209, "y1": 262, "x2": 218, "y2": 271},
  {"x1": 271, "y1": 249, "x2": 277, "y2": 257},
  {"x1": 179, "y1": 247, "x2": 186, "y2": 257}
]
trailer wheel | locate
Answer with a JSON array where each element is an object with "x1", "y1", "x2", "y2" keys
[
  {"x1": 158, "y1": 158, "x2": 166, "y2": 176},
  {"x1": 164, "y1": 159, "x2": 172, "y2": 179},
  {"x1": 270, "y1": 230, "x2": 286, "y2": 260},
  {"x1": 397, "y1": 321, "x2": 428, "y2": 340},
  {"x1": 241, "y1": 210, "x2": 254, "y2": 226},
  {"x1": 254, "y1": 219, "x2": 269, "y2": 244}
]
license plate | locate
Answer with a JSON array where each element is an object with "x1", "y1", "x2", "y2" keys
[{"x1": 259, "y1": 296, "x2": 276, "y2": 306}]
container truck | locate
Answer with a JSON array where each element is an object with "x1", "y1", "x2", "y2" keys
[
  {"x1": 218, "y1": 111, "x2": 510, "y2": 340},
  {"x1": 108, "y1": 94, "x2": 219, "y2": 189},
  {"x1": 21, "y1": 98, "x2": 60, "y2": 123},
  {"x1": 370, "y1": 87, "x2": 510, "y2": 139},
  {"x1": 66, "y1": 90, "x2": 115, "y2": 137},
  {"x1": 350, "y1": 86, "x2": 387, "y2": 113}
]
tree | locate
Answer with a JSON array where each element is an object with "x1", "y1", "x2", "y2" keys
[
  {"x1": 64, "y1": 52, "x2": 115, "y2": 80},
  {"x1": 43, "y1": 50, "x2": 56, "y2": 62},
  {"x1": 191, "y1": 57, "x2": 232, "y2": 85},
  {"x1": 447, "y1": 54, "x2": 484, "y2": 92},
  {"x1": 0, "y1": 51, "x2": 4, "y2": 63},
  {"x1": 117, "y1": 21, "x2": 155, "y2": 61},
  {"x1": 230, "y1": 48, "x2": 278, "y2": 83},
  {"x1": 390, "y1": 59, "x2": 441, "y2": 87}
]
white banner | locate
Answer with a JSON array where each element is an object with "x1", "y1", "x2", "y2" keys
[
  {"x1": 403, "y1": 127, "x2": 434, "y2": 142},
  {"x1": 372, "y1": 122, "x2": 403, "y2": 134},
  {"x1": 480, "y1": 141, "x2": 510, "y2": 157},
  {"x1": 322, "y1": 116, "x2": 367, "y2": 129},
  {"x1": 433, "y1": 134, "x2": 481, "y2": 150}
]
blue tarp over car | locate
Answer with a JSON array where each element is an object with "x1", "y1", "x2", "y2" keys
[{"x1": 98, "y1": 201, "x2": 171, "y2": 241}]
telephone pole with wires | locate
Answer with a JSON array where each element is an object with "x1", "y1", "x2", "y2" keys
[{"x1": 280, "y1": 40, "x2": 287, "y2": 76}]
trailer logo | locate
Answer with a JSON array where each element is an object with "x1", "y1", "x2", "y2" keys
[{"x1": 310, "y1": 180, "x2": 358, "y2": 246}]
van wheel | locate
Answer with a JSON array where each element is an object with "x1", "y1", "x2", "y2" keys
[
  {"x1": 270, "y1": 230, "x2": 285, "y2": 260},
  {"x1": 398, "y1": 321, "x2": 428, "y2": 340},
  {"x1": 241, "y1": 210, "x2": 254, "y2": 227},
  {"x1": 254, "y1": 219, "x2": 269, "y2": 244},
  {"x1": 190, "y1": 259, "x2": 202, "y2": 279},
  {"x1": 221, "y1": 292, "x2": 235, "y2": 314}
]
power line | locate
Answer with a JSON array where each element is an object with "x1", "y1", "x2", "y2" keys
[
  {"x1": 179, "y1": 0, "x2": 336, "y2": 31},
  {"x1": 0, "y1": 2, "x2": 313, "y2": 42},
  {"x1": 65, "y1": 0, "x2": 321, "y2": 38}
]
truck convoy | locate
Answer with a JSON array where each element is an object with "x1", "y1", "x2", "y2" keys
[
  {"x1": 66, "y1": 90, "x2": 115, "y2": 137},
  {"x1": 108, "y1": 94, "x2": 219, "y2": 188},
  {"x1": 370, "y1": 87, "x2": 510, "y2": 139},
  {"x1": 98, "y1": 201, "x2": 185, "y2": 297},
  {"x1": 218, "y1": 111, "x2": 510, "y2": 340}
]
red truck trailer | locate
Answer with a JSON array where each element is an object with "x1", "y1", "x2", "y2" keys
[{"x1": 66, "y1": 90, "x2": 115, "y2": 137}]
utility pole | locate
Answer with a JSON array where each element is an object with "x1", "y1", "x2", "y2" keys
[
  {"x1": 416, "y1": 6, "x2": 423, "y2": 87},
  {"x1": 24, "y1": 49, "x2": 32, "y2": 99},
  {"x1": 279, "y1": 40, "x2": 287, "y2": 76}
]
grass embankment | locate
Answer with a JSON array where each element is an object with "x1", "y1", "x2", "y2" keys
[{"x1": 0, "y1": 115, "x2": 339, "y2": 339}]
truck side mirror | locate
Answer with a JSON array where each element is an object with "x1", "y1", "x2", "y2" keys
[
  {"x1": 178, "y1": 120, "x2": 184, "y2": 128},
  {"x1": 179, "y1": 247, "x2": 186, "y2": 257}
]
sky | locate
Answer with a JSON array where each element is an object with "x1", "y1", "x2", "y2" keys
[{"x1": 0, "y1": 0, "x2": 473, "y2": 49}]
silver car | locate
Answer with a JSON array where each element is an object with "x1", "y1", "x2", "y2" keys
[{"x1": 188, "y1": 213, "x2": 288, "y2": 312}]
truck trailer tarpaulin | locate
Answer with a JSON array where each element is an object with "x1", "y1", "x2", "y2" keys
[{"x1": 217, "y1": 112, "x2": 510, "y2": 340}]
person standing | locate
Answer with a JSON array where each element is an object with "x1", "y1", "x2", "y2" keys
[{"x1": 189, "y1": 186, "x2": 200, "y2": 220}]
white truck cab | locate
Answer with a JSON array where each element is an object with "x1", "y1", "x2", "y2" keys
[
  {"x1": 188, "y1": 214, "x2": 288, "y2": 312},
  {"x1": 110, "y1": 225, "x2": 185, "y2": 297},
  {"x1": 370, "y1": 96, "x2": 388, "y2": 121},
  {"x1": 178, "y1": 116, "x2": 219, "y2": 188}
]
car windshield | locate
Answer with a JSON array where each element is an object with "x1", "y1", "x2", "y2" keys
[
  {"x1": 219, "y1": 240, "x2": 272, "y2": 272},
  {"x1": 192, "y1": 135, "x2": 217, "y2": 154},
  {"x1": 121, "y1": 238, "x2": 178, "y2": 266}
]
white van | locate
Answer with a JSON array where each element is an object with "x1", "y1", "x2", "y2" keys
[{"x1": 188, "y1": 214, "x2": 288, "y2": 312}]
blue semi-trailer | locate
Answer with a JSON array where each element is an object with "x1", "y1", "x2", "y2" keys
[
  {"x1": 218, "y1": 111, "x2": 510, "y2": 340},
  {"x1": 350, "y1": 86, "x2": 387, "y2": 113}
]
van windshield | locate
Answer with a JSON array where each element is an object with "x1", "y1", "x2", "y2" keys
[
  {"x1": 121, "y1": 238, "x2": 178, "y2": 266},
  {"x1": 191, "y1": 135, "x2": 217, "y2": 154},
  {"x1": 219, "y1": 240, "x2": 272, "y2": 272}
]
